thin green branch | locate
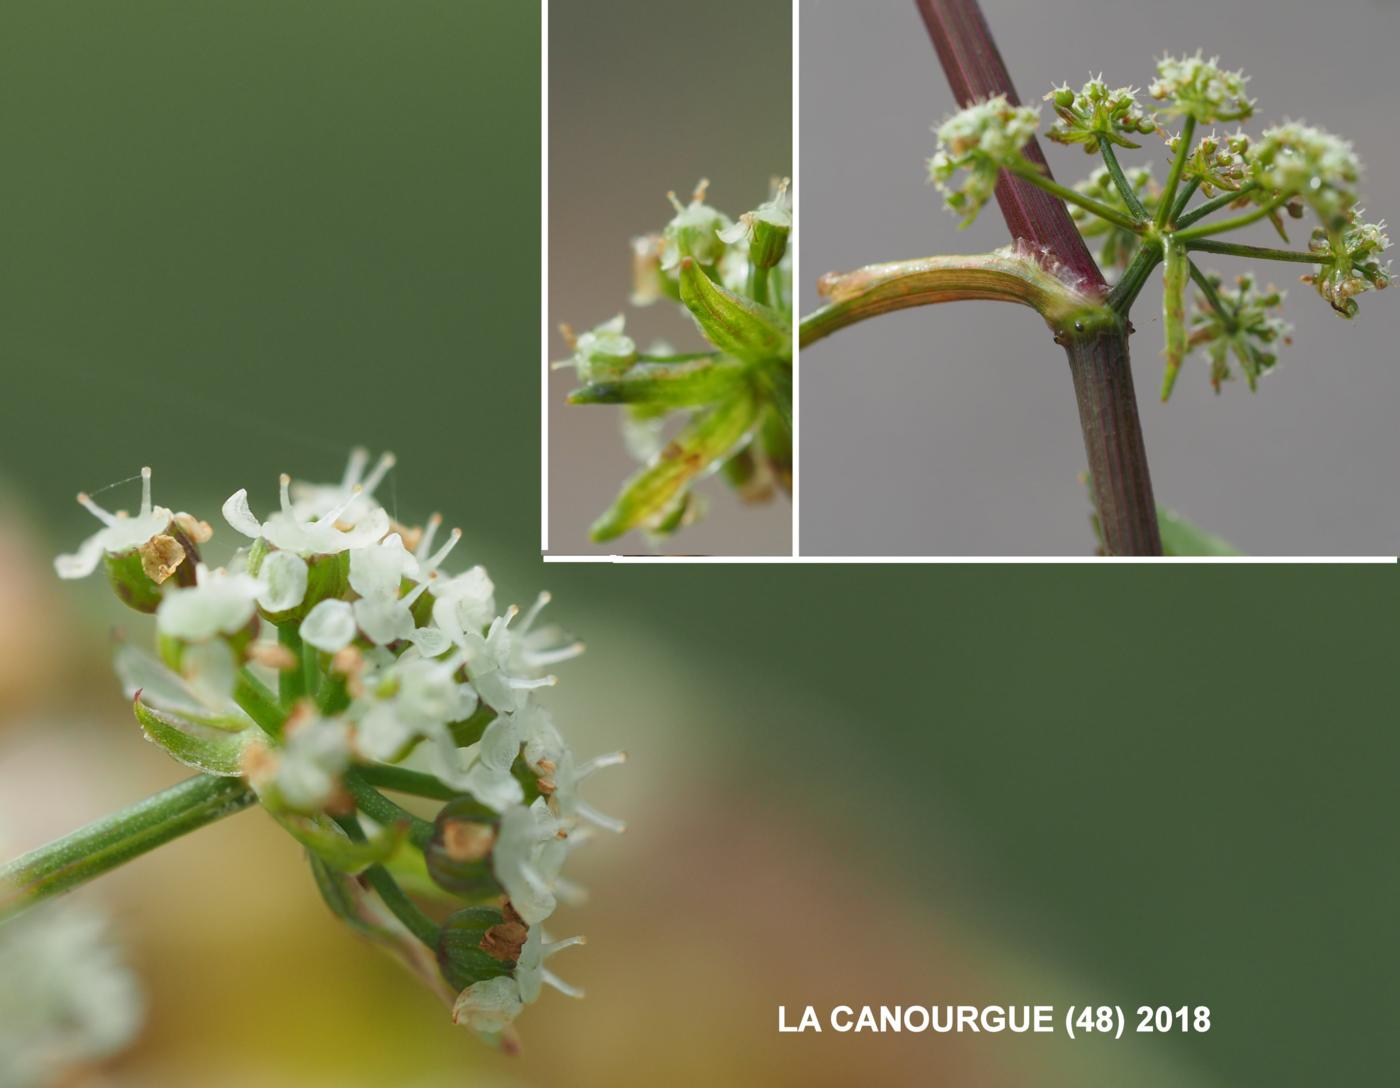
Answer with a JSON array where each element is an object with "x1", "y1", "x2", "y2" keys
[
  {"x1": 332, "y1": 813, "x2": 439, "y2": 947},
  {"x1": 0, "y1": 775, "x2": 255, "y2": 921},
  {"x1": 1175, "y1": 199, "x2": 1284, "y2": 242},
  {"x1": 234, "y1": 667, "x2": 285, "y2": 737},
  {"x1": 278, "y1": 624, "x2": 305, "y2": 706},
  {"x1": 1187, "y1": 259, "x2": 1235, "y2": 330},
  {"x1": 356, "y1": 764, "x2": 459, "y2": 801},
  {"x1": 1106, "y1": 241, "x2": 1164, "y2": 314},
  {"x1": 344, "y1": 769, "x2": 434, "y2": 847},
  {"x1": 1099, "y1": 143, "x2": 1148, "y2": 221},
  {"x1": 1175, "y1": 182, "x2": 1259, "y2": 230},
  {"x1": 1008, "y1": 160, "x2": 1141, "y2": 231},
  {"x1": 1184, "y1": 238, "x2": 1328, "y2": 265},
  {"x1": 1156, "y1": 115, "x2": 1196, "y2": 229},
  {"x1": 1168, "y1": 176, "x2": 1202, "y2": 226}
]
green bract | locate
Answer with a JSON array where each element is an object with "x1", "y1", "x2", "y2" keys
[
  {"x1": 929, "y1": 95, "x2": 1040, "y2": 226},
  {"x1": 560, "y1": 178, "x2": 794, "y2": 544},
  {"x1": 1149, "y1": 52, "x2": 1254, "y2": 123}
]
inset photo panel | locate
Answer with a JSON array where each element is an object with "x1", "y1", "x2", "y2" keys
[
  {"x1": 800, "y1": 0, "x2": 1399, "y2": 558},
  {"x1": 545, "y1": 0, "x2": 793, "y2": 558}
]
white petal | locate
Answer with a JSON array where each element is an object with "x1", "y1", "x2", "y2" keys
[
  {"x1": 257, "y1": 551, "x2": 309, "y2": 613},
  {"x1": 221, "y1": 489, "x2": 263, "y2": 538},
  {"x1": 54, "y1": 533, "x2": 105, "y2": 579},
  {"x1": 300, "y1": 599, "x2": 357, "y2": 652},
  {"x1": 451, "y1": 977, "x2": 523, "y2": 1034}
]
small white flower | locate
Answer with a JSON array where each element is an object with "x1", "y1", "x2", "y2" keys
[
  {"x1": 451, "y1": 975, "x2": 523, "y2": 1035},
  {"x1": 431, "y1": 565, "x2": 497, "y2": 639},
  {"x1": 300, "y1": 598, "x2": 357, "y2": 653},
  {"x1": 288, "y1": 447, "x2": 397, "y2": 528},
  {"x1": 349, "y1": 533, "x2": 419, "y2": 598},
  {"x1": 156, "y1": 563, "x2": 264, "y2": 642},
  {"x1": 272, "y1": 716, "x2": 354, "y2": 812},
  {"x1": 55, "y1": 467, "x2": 174, "y2": 579},
  {"x1": 353, "y1": 654, "x2": 478, "y2": 764},
  {"x1": 492, "y1": 799, "x2": 569, "y2": 925},
  {"x1": 257, "y1": 550, "x2": 309, "y2": 613},
  {"x1": 223, "y1": 472, "x2": 390, "y2": 556},
  {"x1": 515, "y1": 925, "x2": 586, "y2": 1004}
]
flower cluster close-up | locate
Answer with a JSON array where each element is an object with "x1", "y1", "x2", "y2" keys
[
  {"x1": 926, "y1": 52, "x2": 1390, "y2": 399},
  {"x1": 558, "y1": 178, "x2": 793, "y2": 543},
  {"x1": 4, "y1": 451, "x2": 623, "y2": 1050}
]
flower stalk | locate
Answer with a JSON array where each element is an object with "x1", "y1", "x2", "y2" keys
[{"x1": 0, "y1": 774, "x2": 256, "y2": 922}]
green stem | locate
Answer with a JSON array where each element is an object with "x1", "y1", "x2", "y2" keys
[
  {"x1": 0, "y1": 775, "x2": 255, "y2": 921},
  {"x1": 1175, "y1": 183, "x2": 1258, "y2": 230},
  {"x1": 1168, "y1": 176, "x2": 1202, "y2": 226},
  {"x1": 1184, "y1": 238, "x2": 1328, "y2": 265},
  {"x1": 356, "y1": 764, "x2": 459, "y2": 801},
  {"x1": 344, "y1": 770, "x2": 434, "y2": 847},
  {"x1": 1008, "y1": 161, "x2": 1141, "y2": 231},
  {"x1": 1175, "y1": 199, "x2": 1283, "y2": 242},
  {"x1": 1106, "y1": 241, "x2": 1163, "y2": 314},
  {"x1": 1099, "y1": 143, "x2": 1147, "y2": 221},
  {"x1": 278, "y1": 624, "x2": 305, "y2": 706},
  {"x1": 1187, "y1": 260, "x2": 1235, "y2": 330},
  {"x1": 333, "y1": 813, "x2": 439, "y2": 947},
  {"x1": 1156, "y1": 115, "x2": 1196, "y2": 229},
  {"x1": 234, "y1": 667, "x2": 285, "y2": 737},
  {"x1": 747, "y1": 261, "x2": 769, "y2": 306}
]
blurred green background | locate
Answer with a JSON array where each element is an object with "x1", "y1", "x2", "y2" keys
[{"x1": 0, "y1": 3, "x2": 1395, "y2": 1087}]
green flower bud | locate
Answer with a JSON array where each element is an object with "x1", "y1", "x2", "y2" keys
[
  {"x1": 437, "y1": 905, "x2": 522, "y2": 992},
  {"x1": 1044, "y1": 78, "x2": 1155, "y2": 153},
  {"x1": 1171, "y1": 130, "x2": 1252, "y2": 196},
  {"x1": 718, "y1": 178, "x2": 792, "y2": 270},
  {"x1": 425, "y1": 795, "x2": 504, "y2": 900},
  {"x1": 1149, "y1": 53, "x2": 1254, "y2": 123},
  {"x1": 659, "y1": 179, "x2": 733, "y2": 271},
  {"x1": 1303, "y1": 216, "x2": 1391, "y2": 318},
  {"x1": 556, "y1": 315, "x2": 637, "y2": 384},
  {"x1": 929, "y1": 95, "x2": 1041, "y2": 227}
]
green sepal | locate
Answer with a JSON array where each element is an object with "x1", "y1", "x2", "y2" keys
[
  {"x1": 437, "y1": 907, "x2": 518, "y2": 992},
  {"x1": 103, "y1": 550, "x2": 164, "y2": 613},
  {"x1": 271, "y1": 810, "x2": 408, "y2": 874},
  {"x1": 568, "y1": 355, "x2": 746, "y2": 409},
  {"x1": 590, "y1": 389, "x2": 761, "y2": 542},
  {"x1": 679, "y1": 258, "x2": 791, "y2": 364},
  {"x1": 133, "y1": 693, "x2": 253, "y2": 776},
  {"x1": 749, "y1": 217, "x2": 790, "y2": 270},
  {"x1": 424, "y1": 795, "x2": 504, "y2": 900}
]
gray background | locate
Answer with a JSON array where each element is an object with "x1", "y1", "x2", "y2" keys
[
  {"x1": 801, "y1": 0, "x2": 1400, "y2": 556},
  {"x1": 548, "y1": 0, "x2": 792, "y2": 555}
]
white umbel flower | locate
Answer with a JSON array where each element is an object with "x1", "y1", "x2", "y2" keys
[
  {"x1": 492, "y1": 799, "x2": 569, "y2": 925},
  {"x1": 223, "y1": 472, "x2": 390, "y2": 555},
  {"x1": 300, "y1": 598, "x2": 357, "y2": 653},
  {"x1": 288, "y1": 447, "x2": 397, "y2": 528},
  {"x1": 257, "y1": 550, "x2": 309, "y2": 613},
  {"x1": 54, "y1": 467, "x2": 174, "y2": 579},
  {"x1": 271, "y1": 715, "x2": 354, "y2": 812}
]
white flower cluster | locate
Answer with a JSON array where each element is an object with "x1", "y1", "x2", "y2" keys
[{"x1": 54, "y1": 449, "x2": 623, "y2": 1039}]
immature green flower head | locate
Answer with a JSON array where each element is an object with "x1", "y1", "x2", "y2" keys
[
  {"x1": 1250, "y1": 122, "x2": 1361, "y2": 226},
  {"x1": 1189, "y1": 271, "x2": 1292, "y2": 392},
  {"x1": 1149, "y1": 53, "x2": 1253, "y2": 123},
  {"x1": 1045, "y1": 77, "x2": 1156, "y2": 153},
  {"x1": 555, "y1": 315, "x2": 637, "y2": 384},
  {"x1": 718, "y1": 176, "x2": 792, "y2": 269},
  {"x1": 660, "y1": 179, "x2": 733, "y2": 271},
  {"x1": 1303, "y1": 215, "x2": 1391, "y2": 317},
  {"x1": 929, "y1": 95, "x2": 1041, "y2": 226},
  {"x1": 1172, "y1": 130, "x2": 1253, "y2": 196},
  {"x1": 1071, "y1": 165, "x2": 1158, "y2": 272}
]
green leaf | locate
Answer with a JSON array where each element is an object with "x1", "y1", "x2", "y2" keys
[
  {"x1": 591, "y1": 390, "x2": 761, "y2": 542},
  {"x1": 1157, "y1": 506, "x2": 1241, "y2": 556},
  {"x1": 133, "y1": 694, "x2": 254, "y2": 776},
  {"x1": 568, "y1": 355, "x2": 747, "y2": 408},
  {"x1": 678, "y1": 258, "x2": 790, "y2": 364}
]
